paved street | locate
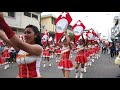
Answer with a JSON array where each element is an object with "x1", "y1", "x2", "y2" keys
[{"x1": 0, "y1": 52, "x2": 120, "y2": 78}]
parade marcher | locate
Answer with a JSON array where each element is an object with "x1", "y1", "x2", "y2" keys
[
  {"x1": 43, "y1": 44, "x2": 52, "y2": 67},
  {"x1": 0, "y1": 48, "x2": 5, "y2": 65},
  {"x1": 0, "y1": 13, "x2": 43, "y2": 78},
  {"x1": 0, "y1": 40, "x2": 3, "y2": 53},
  {"x1": 87, "y1": 40, "x2": 93, "y2": 66},
  {"x1": 55, "y1": 45, "x2": 61, "y2": 62},
  {"x1": 2, "y1": 44, "x2": 10, "y2": 69},
  {"x1": 74, "y1": 36, "x2": 88, "y2": 78},
  {"x1": 49, "y1": 44, "x2": 54, "y2": 59},
  {"x1": 48, "y1": 37, "x2": 54, "y2": 59},
  {"x1": 58, "y1": 30, "x2": 74, "y2": 78},
  {"x1": 94, "y1": 40, "x2": 100, "y2": 60}
]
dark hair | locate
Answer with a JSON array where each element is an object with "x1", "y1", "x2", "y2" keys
[{"x1": 25, "y1": 25, "x2": 42, "y2": 46}]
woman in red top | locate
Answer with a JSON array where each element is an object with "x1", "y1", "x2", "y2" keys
[{"x1": 0, "y1": 12, "x2": 43, "y2": 78}]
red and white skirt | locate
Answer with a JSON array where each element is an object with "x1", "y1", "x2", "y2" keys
[
  {"x1": 58, "y1": 59, "x2": 74, "y2": 70},
  {"x1": 49, "y1": 47, "x2": 54, "y2": 52},
  {"x1": 0, "y1": 57, "x2": 5, "y2": 64},
  {"x1": 43, "y1": 50, "x2": 50, "y2": 57},
  {"x1": 55, "y1": 49, "x2": 61, "y2": 55},
  {"x1": 2, "y1": 53, "x2": 10, "y2": 59},
  {"x1": 75, "y1": 54, "x2": 88, "y2": 64}
]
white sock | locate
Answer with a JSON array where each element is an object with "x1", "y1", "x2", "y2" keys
[{"x1": 84, "y1": 66, "x2": 87, "y2": 72}]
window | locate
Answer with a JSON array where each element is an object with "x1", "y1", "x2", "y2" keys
[
  {"x1": 32, "y1": 14, "x2": 38, "y2": 20},
  {"x1": 24, "y1": 12, "x2": 31, "y2": 17},
  {"x1": 8, "y1": 12, "x2": 15, "y2": 17}
]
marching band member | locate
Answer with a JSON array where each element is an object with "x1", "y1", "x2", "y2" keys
[
  {"x1": 58, "y1": 30, "x2": 74, "y2": 78},
  {"x1": 55, "y1": 45, "x2": 61, "y2": 63},
  {"x1": 43, "y1": 45, "x2": 52, "y2": 67},
  {"x1": 74, "y1": 36, "x2": 88, "y2": 78}
]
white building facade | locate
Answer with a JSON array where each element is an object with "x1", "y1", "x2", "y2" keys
[{"x1": 3, "y1": 12, "x2": 41, "y2": 35}]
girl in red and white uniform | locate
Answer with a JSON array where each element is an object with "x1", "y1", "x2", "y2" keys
[
  {"x1": 0, "y1": 13, "x2": 43, "y2": 78},
  {"x1": 94, "y1": 41, "x2": 100, "y2": 59},
  {"x1": 58, "y1": 32, "x2": 74, "y2": 78},
  {"x1": 43, "y1": 45, "x2": 52, "y2": 67},
  {"x1": 48, "y1": 37, "x2": 54, "y2": 59},
  {"x1": 2, "y1": 44, "x2": 10, "y2": 69},
  {"x1": 90, "y1": 40, "x2": 96, "y2": 63},
  {"x1": 0, "y1": 40, "x2": 4, "y2": 65},
  {"x1": 55, "y1": 45, "x2": 61, "y2": 62},
  {"x1": 87, "y1": 40, "x2": 95, "y2": 66},
  {"x1": 49, "y1": 44, "x2": 54, "y2": 59},
  {"x1": 16, "y1": 49, "x2": 42, "y2": 78},
  {"x1": 74, "y1": 37, "x2": 88, "y2": 78},
  {"x1": 0, "y1": 52, "x2": 5, "y2": 65}
]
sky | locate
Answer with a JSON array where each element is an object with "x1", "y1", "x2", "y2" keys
[{"x1": 41, "y1": 12, "x2": 120, "y2": 39}]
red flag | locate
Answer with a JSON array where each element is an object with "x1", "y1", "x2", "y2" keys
[
  {"x1": 55, "y1": 12, "x2": 72, "y2": 43},
  {"x1": 72, "y1": 20, "x2": 85, "y2": 42}
]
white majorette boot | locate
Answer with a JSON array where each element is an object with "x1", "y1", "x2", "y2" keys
[
  {"x1": 75, "y1": 72, "x2": 79, "y2": 78},
  {"x1": 89, "y1": 60, "x2": 92, "y2": 66},
  {"x1": 43, "y1": 64, "x2": 46, "y2": 67},
  {"x1": 80, "y1": 68, "x2": 84, "y2": 78},
  {"x1": 98, "y1": 54, "x2": 100, "y2": 57},
  {"x1": 50, "y1": 55, "x2": 52, "y2": 58},
  {"x1": 43, "y1": 61, "x2": 46, "y2": 67},
  {"x1": 49, "y1": 61, "x2": 52, "y2": 67},
  {"x1": 84, "y1": 66, "x2": 87, "y2": 73},
  {"x1": 56, "y1": 59, "x2": 58, "y2": 62},
  {"x1": 96, "y1": 54, "x2": 99, "y2": 59},
  {"x1": 80, "y1": 73, "x2": 83, "y2": 78},
  {"x1": 4, "y1": 64, "x2": 9, "y2": 69},
  {"x1": 92, "y1": 59, "x2": 94, "y2": 62},
  {"x1": 75, "y1": 69, "x2": 79, "y2": 78},
  {"x1": 87, "y1": 61, "x2": 90, "y2": 66},
  {"x1": 51, "y1": 54, "x2": 53, "y2": 58},
  {"x1": 70, "y1": 54, "x2": 72, "y2": 58}
]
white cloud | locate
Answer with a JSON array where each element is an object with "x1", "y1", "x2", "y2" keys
[{"x1": 41, "y1": 12, "x2": 119, "y2": 38}]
